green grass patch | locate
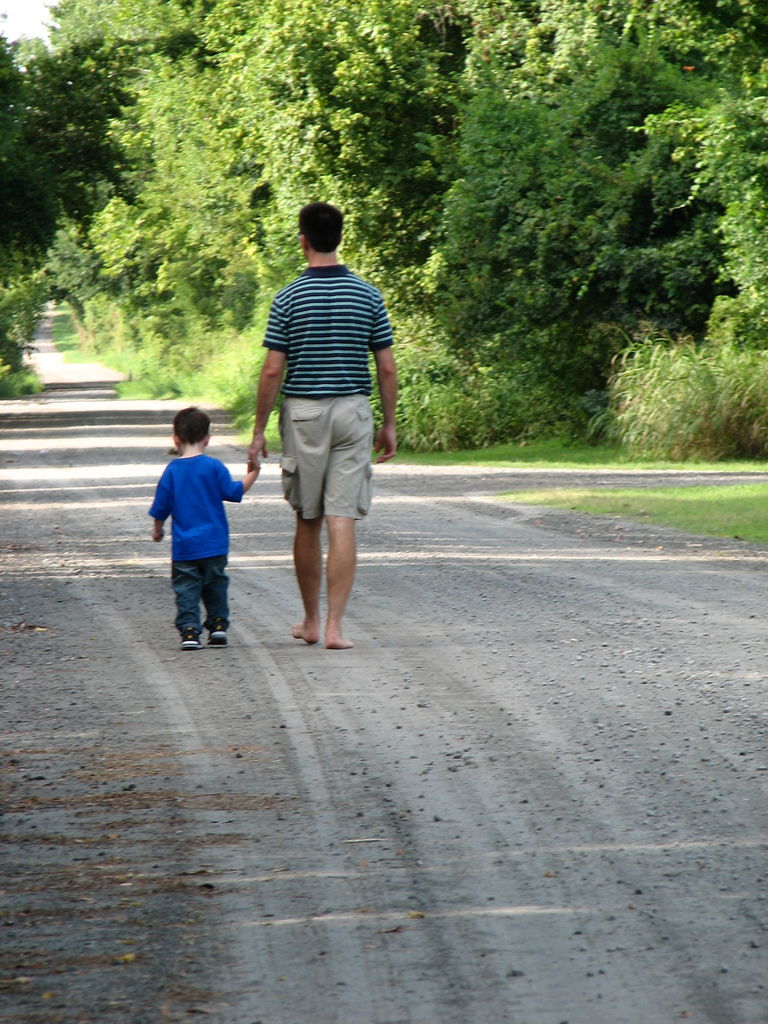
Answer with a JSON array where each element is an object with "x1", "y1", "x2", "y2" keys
[
  {"x1": 398, "y1": 437, "x2": 768, "y2": 472},
  {"x1": 49, "y1": 307, "x2": 95, "y2": 363},
  {"x1": 399, "y1": 438, "x2": 621, "y2": 465},
  {"x1": 502, "y1": 483, "x2": 768, "y2": 544}
]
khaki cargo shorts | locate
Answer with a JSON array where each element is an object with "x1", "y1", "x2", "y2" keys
[{"x1": 278, "y1": 395, "x2": 374, "y2": 520}]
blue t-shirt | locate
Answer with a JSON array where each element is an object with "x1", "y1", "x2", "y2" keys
[{"x1": 148, "y1": 454, "x2": 244, "y2": 562}]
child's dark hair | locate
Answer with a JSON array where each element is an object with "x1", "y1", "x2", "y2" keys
[
  {"x1": 299, "y1": 201, "x2": 343, "y2": 252},
  {"x1": 173, "y1": 406, "x2": 210, "y2": 445}
]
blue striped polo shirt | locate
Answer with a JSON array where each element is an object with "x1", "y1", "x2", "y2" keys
[{"x1": 263, "y1": 265, "x2": 394, "y2": 397}]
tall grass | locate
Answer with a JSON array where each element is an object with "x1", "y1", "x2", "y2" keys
[
  {"x1": 0, "y1": 273, "x2": 47, "y2": 397},
  {"x1": 604, "y1": 340, "x2": 768, "y2": 459},
  {"x1": 75, "y1": 297, "x2": 269, "y2": 426}
]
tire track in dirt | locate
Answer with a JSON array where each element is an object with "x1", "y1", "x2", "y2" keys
[{"x1": 1, "y1": 383, "x2": 766, "y2": 1023}]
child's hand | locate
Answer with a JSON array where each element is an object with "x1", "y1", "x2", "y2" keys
[
  {"x1": 243, "y1": 465, "x2": 259, "y2": 493},
  {"x1": 152, "y1": 525, "x2": 164, "y2": 542}
]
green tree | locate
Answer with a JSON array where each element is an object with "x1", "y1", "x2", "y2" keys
[
  {"x1": 646, "y1": 64, "x2": 768, "y2": 348},
  {"x1": 21, "y1": 37, "x2": 132, "y2": 226},
  {"x1": 0, "y1": 38, "x2": 57, "y2": 274},
  {"x1": 210, "y1": 0, "x2": 464, "y2": 304},
  {"x1": 88, "y1": 57, "x2": 259, "y2": 338},
  {"x1": 47, "y1": 0, "x2": 467, "y2": 388},
  {"x1": 0, "y1": 36, "x2": 57, "y2": 376},
  {"x1": 42, "y1": 0, "x2": 252, "y2": 361},
  {"x1": 432, "y1": 2, "x2": 729, "y2": 418}
]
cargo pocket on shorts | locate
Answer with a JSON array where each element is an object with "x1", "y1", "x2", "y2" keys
[
  {"x1": 289, "y1": 401, "x2": 325, "y2": 423},
  {"x1": 357, "y1": 461, "x2": 373, "y2": 517},
  {"x1": 280, "y1": 455, "x2": 301, "y2": 510}
]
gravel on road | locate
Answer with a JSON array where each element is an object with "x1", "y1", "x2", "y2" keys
[{"x1": 1, "y1": 381, "x2": 766, "y2": 1024}]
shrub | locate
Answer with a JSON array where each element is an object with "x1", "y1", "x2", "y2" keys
[
  {"x1": 381, "y1": 317, "x2": 588, "y2": 451},
  {"x1": 604, "y1": 339, "x2": 768, "y2": 459},
  {"x1": 0, "y1": 274, "x2": 48, "y2": 372},
  {"x1": 0, "y1": 365, "x2": 40, "y2": 398}
]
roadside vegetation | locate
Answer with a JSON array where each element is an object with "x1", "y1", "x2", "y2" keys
[{"x1": 39, "y1": 305, "x2": 768, "y2": 544}]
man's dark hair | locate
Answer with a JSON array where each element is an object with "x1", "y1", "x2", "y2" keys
[
  {"x1": 299, "y1": 202, "x2": 343, "y2": 252},
  {"x1": 173, "y1": 406, "x2": 210, "y2": 445}
]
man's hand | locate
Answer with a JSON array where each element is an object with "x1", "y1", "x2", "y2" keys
[
  {"x1": 372, "y1": 348, "x2": 397, "y2": 463},
  {"x1": 373, "y1": 424, "x2": 397, "y2": 463},
  {"x1": 249, "y1": 350, "x2": 286, "y2": 471},
  {"x1": 248, "y1": 431, "x2": 268, "y2": 473},
  {"x1": 152, "y1": 522, "x2": 164, "y2": 543}
]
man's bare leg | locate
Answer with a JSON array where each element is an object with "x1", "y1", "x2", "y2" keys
[
  {"x1": 292, "y1": 514, "x2": 323, "y2": 644},
  {"x1": 325, "y1": 515, "x2": 356, "y2": 649}
]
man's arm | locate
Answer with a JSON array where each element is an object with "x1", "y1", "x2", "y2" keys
[
  {"x1": 248, "y1": 349, "x2": 286, "y2": 470},
  {"x1": 372, "y1": 346, "x2": 398, "y2": 463}
]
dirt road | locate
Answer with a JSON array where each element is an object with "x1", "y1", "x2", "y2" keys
[{"x1": 1, "y1": 371, "x2": 766, "y2": 1022}]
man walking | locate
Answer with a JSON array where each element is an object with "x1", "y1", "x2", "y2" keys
[{"x1": 248, "y1": 202, "x2": 398, "y2": 649}]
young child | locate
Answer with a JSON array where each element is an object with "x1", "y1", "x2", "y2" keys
[{"x1": 149, "y1": 406, "x2": 258, "y2": 650}]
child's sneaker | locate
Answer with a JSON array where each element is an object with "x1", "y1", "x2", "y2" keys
[
  {"x1": 207, "y1": 618, "x2": 228, "y2": 647},
  {"x1": 180, "y1": 627, "x2": 201, "y2": 650}
]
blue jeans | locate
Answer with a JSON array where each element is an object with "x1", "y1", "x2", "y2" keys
[{"x1": 172, "y1": 555, "x2": 229, "y2": 635}]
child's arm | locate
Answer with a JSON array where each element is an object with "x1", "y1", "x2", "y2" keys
[
  {"x1": 152, "y1": 518, "x2": 165, "y2": 542},
  {"x1": 242, "y1": 465, "x2": 259, "y2": 494}
]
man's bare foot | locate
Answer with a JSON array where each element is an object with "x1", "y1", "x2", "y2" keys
[
  {"x1": 291, "y1": 621, "x2": 320, "y2": 645},
  {"x1": 325, "y1": 633, "x2": 354, "y2": 650}
]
